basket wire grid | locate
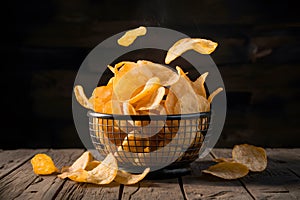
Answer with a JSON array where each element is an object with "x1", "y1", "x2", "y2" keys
[{"x1": 88, "y1": 111, "x2": 210, "y2": 172}]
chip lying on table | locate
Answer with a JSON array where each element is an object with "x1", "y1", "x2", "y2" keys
[
  {"x1": 202, "y1": 144, "x2": 267, "y2": 179},
  {"x1": 31, "y1": 151, "x2": 150, "y2": 185}
]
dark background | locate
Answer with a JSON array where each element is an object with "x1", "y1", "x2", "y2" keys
[{"x1": 4, "y1": 0, "x2": 299, "y2": 149}]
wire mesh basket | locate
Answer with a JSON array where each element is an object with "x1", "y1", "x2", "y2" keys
[{"x1": 88, "y1": 111, "x2": 211, "y2": 172}]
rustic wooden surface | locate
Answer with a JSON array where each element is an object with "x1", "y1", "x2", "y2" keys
[{"x1": 0, "y1": 148, "x2": 299, "y2": 200}]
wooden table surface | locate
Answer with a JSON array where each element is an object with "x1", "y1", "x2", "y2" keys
[{"x1": 0, "y1": 148, "x2": 299, "y2": 200}]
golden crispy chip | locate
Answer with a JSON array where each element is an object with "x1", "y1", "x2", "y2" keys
[
  {"x1": 114, "y1": 167, "x2": 150, "y2": 185},
  {"x1": 232, "y1": 144, "x2": 267, "y2": 172},
  {"x1": 87, "y1": 153, "x2": 118, "y2": 184},
  {"x1": 58, "y1": 151, "x2": 93, "y2": 179},
  {"x1": 168, "y1": 67, "x2": 200, "y2": 114},
  {"x1": 122, "y1": 101, "x2": 137, "y2": 115},
  {"x1": 213, "y1": 157, "x2": 235, "y2": 163},
  {"x1": 113, "y1": 61, "x2": 138, "y2": 87},
  {"x1": 91, "y1": 84, "x2": 113, "y2": 113},
  {"x1": 137, "y1": 87, "x2": 165, "y2": 110},
  {"x1": 165, "y1": 38, "x2": 218, "y2": 64},
  {"x1": 121, "y1": 133, "x2": 150, "y2": 153},
  {"x1": 74, "y1": 85, "x2": 93, "y2": 110},
  {"x1": 192, "y1": 72, "x2": 209, "y2": 98},
  {"x1": 67, "y1": 169, "x2": 89, "y2": 183},
  {"x1": 31, "y1": 154, "x2": 58, "y2": 175},
  {"x1": 208, "y1": 87, "x2": 223, "y2": 104},
  {"x1": 197, "y1": 95, "x2": 210, "y2": 112},
  {"x1": 202, "y1": 162, "x2": 249, "y2": 180},
  {"x1": 112, "y1": 60, "x2": 179, "y2": 101},
  {"x1": 129, "y1": 77, "x2": 161, "y2": 104},
  {"x1": 164, "y1": 90, "x2": 178, "y2": 114},
  {"x1": 85, "y1": 160, "x2": 101, "y2": 171},
  {"x1": 68, "y1": 151, "x2": 93, "y2": 172},
  {"x1": 117, "y1": 26, "x2": 147, "y2": 47}
]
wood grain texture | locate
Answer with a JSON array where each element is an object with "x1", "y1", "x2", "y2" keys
[
  {"x1": 211, "y1": 148, "x2": 300, "y2": 200},
  {"x1": 0, "y1": 149, "x2": 84, "y2": 200},
  {"x1": 0, "y1": 149, "x2": 47, "y2": 179},
  {"x1": 0, "y1": 149, "x2": 300, "y2": 199}
]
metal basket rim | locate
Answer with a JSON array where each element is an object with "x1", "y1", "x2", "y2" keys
[{"x1": 87, "y1": 110, "x2": 211, "y2": 120}]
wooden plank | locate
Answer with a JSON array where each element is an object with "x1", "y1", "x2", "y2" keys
[
  {"x1": 0, "y1": 149, "x2": 47, "y2": 179},
  {"x1": 0, "y1": 149, "x2": 84, "y2": 200},
  {"x1": 55, "y1": 157, "x2": 204, "y2": 199},
  {"x1": 183, "y1": 153, "x2": 253, "y2": 200},
  {"x1": 265, "y1": 148, "x2": 300, "y2": 176},
  {"x1": 211, "y1": 148, "x2": 300, "y2": 200}
]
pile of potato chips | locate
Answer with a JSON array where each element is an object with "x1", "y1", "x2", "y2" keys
[
  {"x1": 31, "y1": 27, "x2": 267, "y2": 185},
  {"x1": 31, "y1": 152, "x2": 150, "y2": 185},
  {"x1": 202, "y1": 144, "x2": 267, "y2": 179},
  {"x1": 74, "y1": 26, "x2": 223, "y2": 156}
]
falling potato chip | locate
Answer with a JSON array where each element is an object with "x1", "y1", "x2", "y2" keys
[
  {"x1": 117, "y1": 26, "x2": 147, "y2": 47},
  {"x1": 74, "y1": 85, "x2": 93, "y2": 110},
  {"x1": 114, "y1": 167, "x2": 150, "y2": 185},
  {"x1": 165, "y1": 38, "x2": 218, "y2": 64},
  {"x1": 202, "y1": 162, "x2": 249, "y2": 180},
  {"x1": 232, "y1": 144, "x2": 267, "y2": 172},
  {"x1": 31, "y1": 154, "x2": 58, "y2": 175}
]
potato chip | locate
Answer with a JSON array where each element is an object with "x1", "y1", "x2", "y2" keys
[
  {"x1": 85, "y1": 160, "x2": 101, "y2": 171},
  {"x1": 117, "y1": 26, "x2": 147, "y2": 47},
  {"x1": 122, "y1": 101, "x2": 137, "y2": 115},
  {"x1": 87, "y1": 153, "x2": 118, "y2": 184},
  {"x1": 91, "y1": 84, "x2": 113, "y2": 112},
  {"x1": 58, "y1": 151, "x2": 94, "y2": 179},
  {"x1": 121, "y1": 133, "x2": 150, "y2": 153},
  {"x1": 113, "y1": 61, "x2": 139, "y2": 87},
  {"x1": 165, "y1": 38, "x2": 218, "y2": 64},
  {"x1": 114, "y1": 167, "x2": 150, "y2": 185},
  {"x1": 112, "y1": 60, "x2": 179, "y2": 101},
  {"x1": 202, "y1": 162, "x2": 249, "y2": 180},
  {"x1": 164, "y1": 90, "x2": 178, "y2": 114},
  {"x1": 67, "y1": 169, "x2": 89, "y2": 183},
  {"x1": 232, "y1": 144, "x2": 267, "y2": 172},
  {"x1": 137, "y1": 87, "x2": 165, "y2": 110},
  {"x1": 129, "y1": 77, "x2": 161, "y2": 104},
  {"x1": 192, "y1": 72, "x2": 209, "y2": 98},
  {"x1": 169, "y1": 69, "x2": 200, "y2": 114},
  {"x1": 67, "y1": 151, "x2": 93, "y2": 172},
  {"x1": 74, "y1": 85, "x2": 93, "y2": 110},
  {"x1": 208, "y1": 87, "x2": 223, "y2": 104},
  {"x1": 31, "y1": 153, "x2": 58, "y2": 175}
]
